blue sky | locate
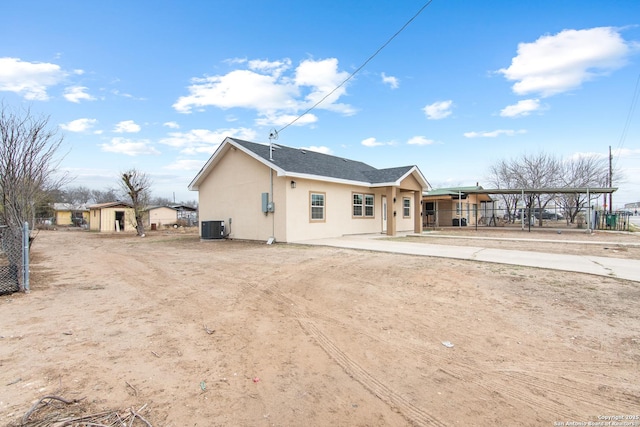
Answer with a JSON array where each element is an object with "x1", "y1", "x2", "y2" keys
[{"x1": 1, "y1": 0, "x2": 639, "y2": 206}]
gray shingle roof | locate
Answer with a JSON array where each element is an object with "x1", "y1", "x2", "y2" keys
[{"x1": 231, "y1": 138, "x2": 416, "y2": 184}]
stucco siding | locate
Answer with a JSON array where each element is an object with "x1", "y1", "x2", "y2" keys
[
  {"x1": 284, "y1": 179, "x2": 385, "y2": 242},
  {"x1": 198, "y1": 148, "x2": 278, "y2": 241},
  {"x1": 396, "y1": 190, "x2": 417, "y2": 232}
]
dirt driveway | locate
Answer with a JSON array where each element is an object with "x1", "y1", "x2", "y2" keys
[{"x1": 1, "y1": 229, "x2": 639, "y2": 426}]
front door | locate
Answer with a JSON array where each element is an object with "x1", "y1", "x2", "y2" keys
[{"x1": 381, "y1": 196, "x2": 387, "y2": 233}]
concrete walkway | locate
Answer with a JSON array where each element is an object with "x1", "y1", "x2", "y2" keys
[{"x1": 297, "y1": 233, "x2": 640, "y2": 283}]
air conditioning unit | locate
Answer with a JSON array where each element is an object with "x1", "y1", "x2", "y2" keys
[{"x1": 201, "y1": 220, "x2": 225, "y2": 239}]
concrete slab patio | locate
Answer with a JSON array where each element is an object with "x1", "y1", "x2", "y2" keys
[{"x1": 297, "y1": 233, "x2": 640, "y2": 283}]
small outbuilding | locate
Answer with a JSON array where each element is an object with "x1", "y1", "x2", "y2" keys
[
  {"x1": 88, "y1": 201, "x2": 136, "y2": 232},
  {"x1": 144, "y1": 206, "x2": 178, "y2": 230}
]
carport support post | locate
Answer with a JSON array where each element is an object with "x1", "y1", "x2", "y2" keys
[
  {"x1": 521, "y1": 190, "x2": 525, "y2": 230},
  {"x1": 586, "y1": 188, "x2": 591, "y2": 233},
  {"x1": 458, "y1": 190, "x2": 462, "y2": 228}
]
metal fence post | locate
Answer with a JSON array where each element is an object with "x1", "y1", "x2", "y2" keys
[{"x1": 23, "y1": 221, "x2": 30, "y2": 292}]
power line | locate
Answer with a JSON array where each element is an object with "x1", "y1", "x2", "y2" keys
[
  {"x1": 274, "y1": 0, "x2": 435, "y2": 136},
  {"x1": 613, "y1": 72, "x2": 640, "y2": 170}
]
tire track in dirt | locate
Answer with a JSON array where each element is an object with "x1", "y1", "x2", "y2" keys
[
  {"x1": 298, "y1": 318, "x2": 447, "y2": 427},
  {"x1": 252, "y1": 282, "x2": 634, "y2": 421},
  {"x1": 239, "y1": 283, "x2": 446, "y2": 426},
  {"x1": 497, "y1": 371, "x2": 639, "y2": 411}
]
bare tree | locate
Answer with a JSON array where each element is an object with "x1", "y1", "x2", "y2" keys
[
  {"x1": 62, "y1": 185, "x2": 94, "y2": 205},
  {"x1": 0, "y1": 104, "x2": 67, "y2": 290},
  {"x1": 487, "y1": 159, "x2": 519, "y2": 222},
  {"x1": 91, "y1": 188, "x2": 120, "y2": 204},
  {"x1": 120, "y1": 169, "x2": 150, "y2": 236},
  {"x1": 512, "y1": 152, "x2": 562, "y2": 226},
  {"x1": 0, "y1": 104, "x2": 68, "y2": 228},
  {"x1": 558, "y1": 155, "x2": 609, "y2": 223},
  {"x1": 487, "y1": 152, "x2": 561, "y2": 226}
]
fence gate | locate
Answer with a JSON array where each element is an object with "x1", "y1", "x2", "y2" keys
[{"x1": 0, "y1": 224, "x2": 29, "y2": 295}]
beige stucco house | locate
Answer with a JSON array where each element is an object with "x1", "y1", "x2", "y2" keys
[
  {"x1": 422, "y1": 186, "x2": 493, "y2": 227},
  {"x1": 188, "y1": 138, "x2": 430, "y2": 242},
  {"x1": 88, "y1": 201, "x2": 136, "y2": 232},
  {"x1": 144, "y1": 206, "x2": 178, "y2": 230}
]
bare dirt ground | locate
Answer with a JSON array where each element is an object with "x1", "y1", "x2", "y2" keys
[{"x1": 1, "y1": 229, "x2": 639, "y2": 426}]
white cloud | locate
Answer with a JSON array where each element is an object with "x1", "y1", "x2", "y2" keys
[
  {"x1": 60, "y1": 118, "x2": 97, "y2": 132},
  {"x1": 173, "y1": 57, "x2": 356, "y2": 126},
  {"x1": 407, "y1": 136, "x2": 436, "y2": 146},
  {"x1": 248, "y1": 58, "x2": 291, "y2": 78},
  {"x1": 0, "y1": 57, "x2": 66, "y2": 100},
  {"x1": 295, "y1": 58, "x2": 355, "y2": 115},
  {"x1": 113, "y1": 120, "x2": 141, "y2": 133},
  {"x1": 111, "y1": 89, "x2": 145, "y2": 101},
  {"x1": 499, "y1": 27, "x2": 638, "y2": 97},
  {"x1": 163, "y1": 121, "x2": 180, "y2": 129},
  {"x1": 423, "y1": 100, "x2": 453, "y2": 120},
  {"x1": 100, "y1": 137, "x2": 160, "y2": 156},
  {"x1": 381, "y1": 72, "x2": 399, "y2": 89},
  {"x1": 500, "y1": 99, "x2": 542, "y2": 117},
  {"x1": 464, "y1": 129, "x2": 527, "y2": 138},
  {"x1": 64, "y1": 86, "x2": 96, "y2": 103},
  {"x1": 159, "y1": 127, "x2": 257, "y2": 155},
  {"x1": 361, "y1": 137, "x2": 394, "y2": 147},
  {"x1": 174, "y1": 69, "x2": 297, "y2": 113},
  {"x1": 301, "y1": 145, "x2": 333, "y2": 155},
  {"x1": 165, "y1": 159, "x2": 205, "y2": 171}
]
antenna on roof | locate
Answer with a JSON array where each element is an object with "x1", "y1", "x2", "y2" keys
[{"x1": 268, "y1": 129, "x2": 278, "y2": 161}]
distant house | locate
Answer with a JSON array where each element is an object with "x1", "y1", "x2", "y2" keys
[
  {"x1": 52, "y1": 203, "x2": 89, "y2": 227},
  {"x1": 422, "y1": 186, "x2": 493, "y2": 227},
  {"x1": 171, "y1": 204, "x2": 198, "y2": 226},
  {"x1": 88, "y1": 202, "x2": 136, "y2": 232},
  {"x1": 144, "y1": 206, "x2": 178, "y2": 230},
  {"x1": 188, "y1": 138, "x2": 430, "y2": 242}
]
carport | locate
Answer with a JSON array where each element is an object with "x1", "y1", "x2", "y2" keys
[{"x1": 443, "y1": 187, "x2": 618, "y2": 232}]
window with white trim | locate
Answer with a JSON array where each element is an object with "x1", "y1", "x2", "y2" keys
[
  {"x1": 353, "y1": 193, "x2": 375, "y2": 218},
  {"x1": 310, "y1": 192, "x2": 325, "y2": 221},
  {"x1": 403, "y1": 197, "x2": 411, "y2": 218}
]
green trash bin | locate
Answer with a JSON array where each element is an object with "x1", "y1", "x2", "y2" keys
[{"x1": 605, "y1": 214, "x2": 617, "y2": 228}]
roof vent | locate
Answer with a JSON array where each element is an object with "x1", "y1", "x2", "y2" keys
[{"x1": 300, "y1": 149, "x2": 306, "y2": 154}]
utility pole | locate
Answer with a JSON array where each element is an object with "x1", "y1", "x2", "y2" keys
[{"x1": 609, "y1": 145, "x2": 613, "y2": 214}]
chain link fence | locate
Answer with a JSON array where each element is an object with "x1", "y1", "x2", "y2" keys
[
  {"x1": 423, "y1": 207, "x2": 632, "y2": 231},
  {"x1": 0, "y1": 224, "x2": 29, "y2": 295}
]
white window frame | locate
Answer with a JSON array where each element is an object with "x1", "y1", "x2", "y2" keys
[
  {"x1": 403, "y1": 197, "x2": 411, "y2": 218},
  {"x1": 352, "y1": 192, "x2": 375, "y2": 218}
]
